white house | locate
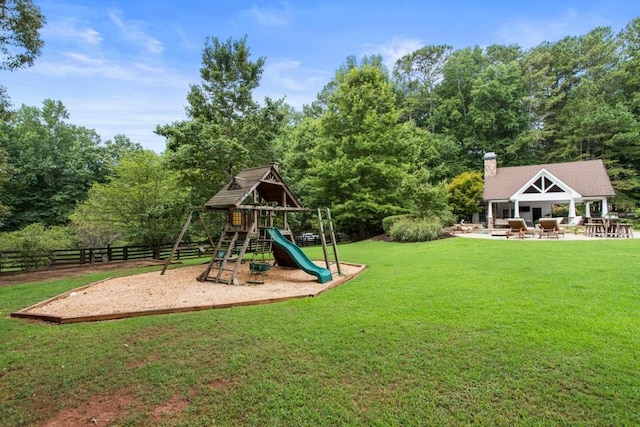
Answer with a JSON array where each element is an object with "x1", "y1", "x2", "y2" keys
[{"x1": 482, "y1": 153, "x2": 616, "y2": 228}]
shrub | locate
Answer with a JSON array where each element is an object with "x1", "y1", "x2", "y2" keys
[
  {"x1": 381, "y1": 214, "x2": 415, "y2": 235},
  {"x1": 448, "y1": 171, "x2": 483, "y2": 221},
  {"x1": 389, "y1": 216, "x2": 444, "y2": 242},
  {"x1": 0, "y1": 223, "x2": 76, "y2": 271}
]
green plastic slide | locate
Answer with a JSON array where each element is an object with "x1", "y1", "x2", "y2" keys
[{"x1": 266, "y1": 228, "x2": 333, "y2": 284}]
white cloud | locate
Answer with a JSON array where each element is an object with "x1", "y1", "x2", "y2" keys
[
  {"x1": 31, "y1": 53, "x2": 132, "y2": 79},
  {"x1": 43, "y1": 20, "x2": 103, "y2": 45},
  {"x1": 496, "y1": 9, "x2": 608, "y2": 48},
  {"x1": 108, "y1": 9, "x2": 164, "y2": 54},
  {"x1": 264, "y1": 59, "x2": 318, "y2": 92},
  {"x1": 363, "y1": 37, "x2": 424, "y2": 70},
  {"x1": 26, "y1": 48, "x2": 194, "y2": 89},
  {"x1": 60, "y1": 88, "x2": 188, "y2": 152},
  {"x1": 260, "y1": 58, "x2": 329, "y2": 109},
  {"x1": 246, "y1": 4, "x2": 291, "y2": 27}
]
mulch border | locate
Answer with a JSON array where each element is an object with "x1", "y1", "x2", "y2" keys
[{"x1": 10, "y1": 262, "x2": 366, "y2": 324}]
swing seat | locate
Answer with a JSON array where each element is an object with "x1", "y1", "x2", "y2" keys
[{"x1": 249, "y1": 262, "x2": 271, "y2": 273}]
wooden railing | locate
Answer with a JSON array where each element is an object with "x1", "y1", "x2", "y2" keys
[
  {"x1": 0, "y1": 243, "x2": 209, "y2": 273},
  {"x1": 0, "y1": 233, "x2": 352, "y2": 274}
]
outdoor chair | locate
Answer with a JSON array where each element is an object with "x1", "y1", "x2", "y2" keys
[
  {"x1": 506, "y1": 218, "x2": 537, "y2": 239},
  {"x1": 538, "y1": 218, "x2": 565, "y2": 239}
]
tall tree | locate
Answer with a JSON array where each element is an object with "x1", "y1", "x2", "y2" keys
[
  {"x1": 0, "y1": 0, "x2": 45, "y2": 221},
  {"x1": 0, "y1": 143, "x2": 10, "y2": 225},
  {"x1": 1, "y1": 100, "x2": 115, "y2": 230},
  {"x1": 468, "y1": 54, "x2": 528, "y2": 162},
  {"x1": 156, "y1": 36, "x2": 286, "y2": 205},
  {"x1": 304, "y1": 63, "x2": 413, "y2": 236},
  {"x1": 273, "y1": 115, "x2": 324, "y2": 200},
  {"x1": 619, "y1": 17, "x2": 640, "y2": 115},
  {"x1": 393, "y1": 45, "x2": 452, "y2": 130},
  {"x1": 0, "y1": 0, "x2": 45, "y2": 116},
  {"x1": 0, "y1": 0, "x2": 45, "y2": 70},
  {"x1": 71, "y1": 150, "x2": 189, "y2": 257},
  {"x1": 431, "y1": 46, "x2": 486, "y2": 168},
  {"x1": 304, "y1": 54, "x2": 387, "y2": 119}
]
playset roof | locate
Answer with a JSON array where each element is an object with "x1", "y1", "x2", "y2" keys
[{"x1": 204, "y1": 164, "x2": 304, "y2": 210}]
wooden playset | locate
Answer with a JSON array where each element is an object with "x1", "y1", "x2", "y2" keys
[{"x1": 162, "y1": 164, "x2": 341, "y2": 286}]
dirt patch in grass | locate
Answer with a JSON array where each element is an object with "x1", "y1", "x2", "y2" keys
[
  {"x1": 150, "y1": 395, "x2": 189, "y2": 422},
  {"x1": 42, "y1": 388, "x2": 135, "y2": 427},
  {"x1": 40, "y1": 389, "x2": 189, "y2": 426}
]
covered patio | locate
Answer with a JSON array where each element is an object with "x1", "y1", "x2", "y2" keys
[{"x1": 482, "y1": 153, "x2": 620, "y2": 234}]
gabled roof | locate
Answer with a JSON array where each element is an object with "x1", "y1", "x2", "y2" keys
[
  {"x1": 483, "y1": 159, "x2": 615, "y2": 200},
  {"x1": 204, "y1": 164, "x2": 303, "y2": 210}
]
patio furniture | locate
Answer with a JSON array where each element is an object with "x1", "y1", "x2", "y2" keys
[
  {"x1": 538, "y1": 218, "x2": 565, "y2": 239},
  {"x1": 506, "y1": 218, "x2": 537, "y2": 239},
  {"x1": 603, "y1": 217, "x2": 624, "y2": 237},
  {"x1": 617, "y1": 223, "x2": 634, "y2": 238},
  {"x1": 585, "y1": 218, "x2": 606, "y2": 237},
  {"x1": 493, "y1": 218, "x2": 510, "y2": 228}
]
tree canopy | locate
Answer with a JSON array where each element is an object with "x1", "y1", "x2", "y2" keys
[
  {"x1": 0, "y1": 0, "x2": 45, "y2": 225},
  {"x1": 0, "y1": 0, "x2": 45, "y2": 71},
  {"x1": 297, "y1": 60, "x2": 415, "y2": 235},
  {"x1": 71, "y1": 150, "x2": 189, "y2": 257},
  {"x1": 0, "y1": 100, "x2": 142, "y2": 231},
  {"x1": 156, "y1": 36, "x2": 287, "y2": 206},
  {"x1": 5, "y1": 18, "x2": 640, "y2": 242}
]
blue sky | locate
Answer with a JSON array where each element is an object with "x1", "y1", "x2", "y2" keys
[{"x1": 3, "y1": 1, "x2": 640, "y2": 153}]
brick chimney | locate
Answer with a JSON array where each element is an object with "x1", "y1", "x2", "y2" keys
[{"x1": 484, "y1": 152, "x2": 497, "y2": 178}]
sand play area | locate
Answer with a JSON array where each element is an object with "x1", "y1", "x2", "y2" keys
[{"x1": 11, "y1": 261, "x2": 366, "y2": 324}]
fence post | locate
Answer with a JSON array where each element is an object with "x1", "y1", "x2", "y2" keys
[
  {"x1": 80, "y1": 249, "x2": 86, "y2": 265},
  {"x1": 123, "y1": 246, "x2": 128, "y2": 261},
  {"x1": 107, "y1": 245, "x2": 112, "y2": 262}
]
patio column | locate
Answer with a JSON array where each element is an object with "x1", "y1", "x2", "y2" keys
[
  {"x1": 487, "y1": 201, "x2": 494, "y2": 228},
  {"x1": 513, "y1": 199, "x2": 520, "y2": 218},
  {"x1": 601, "y1": 198, "x2": 609, "y2": 216},
  {"x1": 585, "y1": 202, "x2": 591, "y2": 218},
  {"x1": 568, "y1": 199, "x2": 576, "y2": 218}
]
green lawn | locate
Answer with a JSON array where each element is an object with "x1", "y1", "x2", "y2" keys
[{"x1": 2, "y1": 238, "x2": 639, "y2": 426}]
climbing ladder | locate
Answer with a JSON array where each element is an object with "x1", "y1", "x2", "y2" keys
[
  {"x1": 317, "y1": 208, "x2": 342, "y2": 275},
  {"x1": 197, "y1": 221, "x2": 257, "y2": 285}
]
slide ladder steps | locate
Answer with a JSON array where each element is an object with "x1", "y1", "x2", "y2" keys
[
  {"x1": 317, "y1": 208, "x2": 342, "y2": 275},
  {"x1": 198, "y1": 221, "x2": 256, "y2": 285}
]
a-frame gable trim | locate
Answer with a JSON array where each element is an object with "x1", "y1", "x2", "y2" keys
[{"x1": 512, "y1": 168, "x2": 581, "y2": 200}]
